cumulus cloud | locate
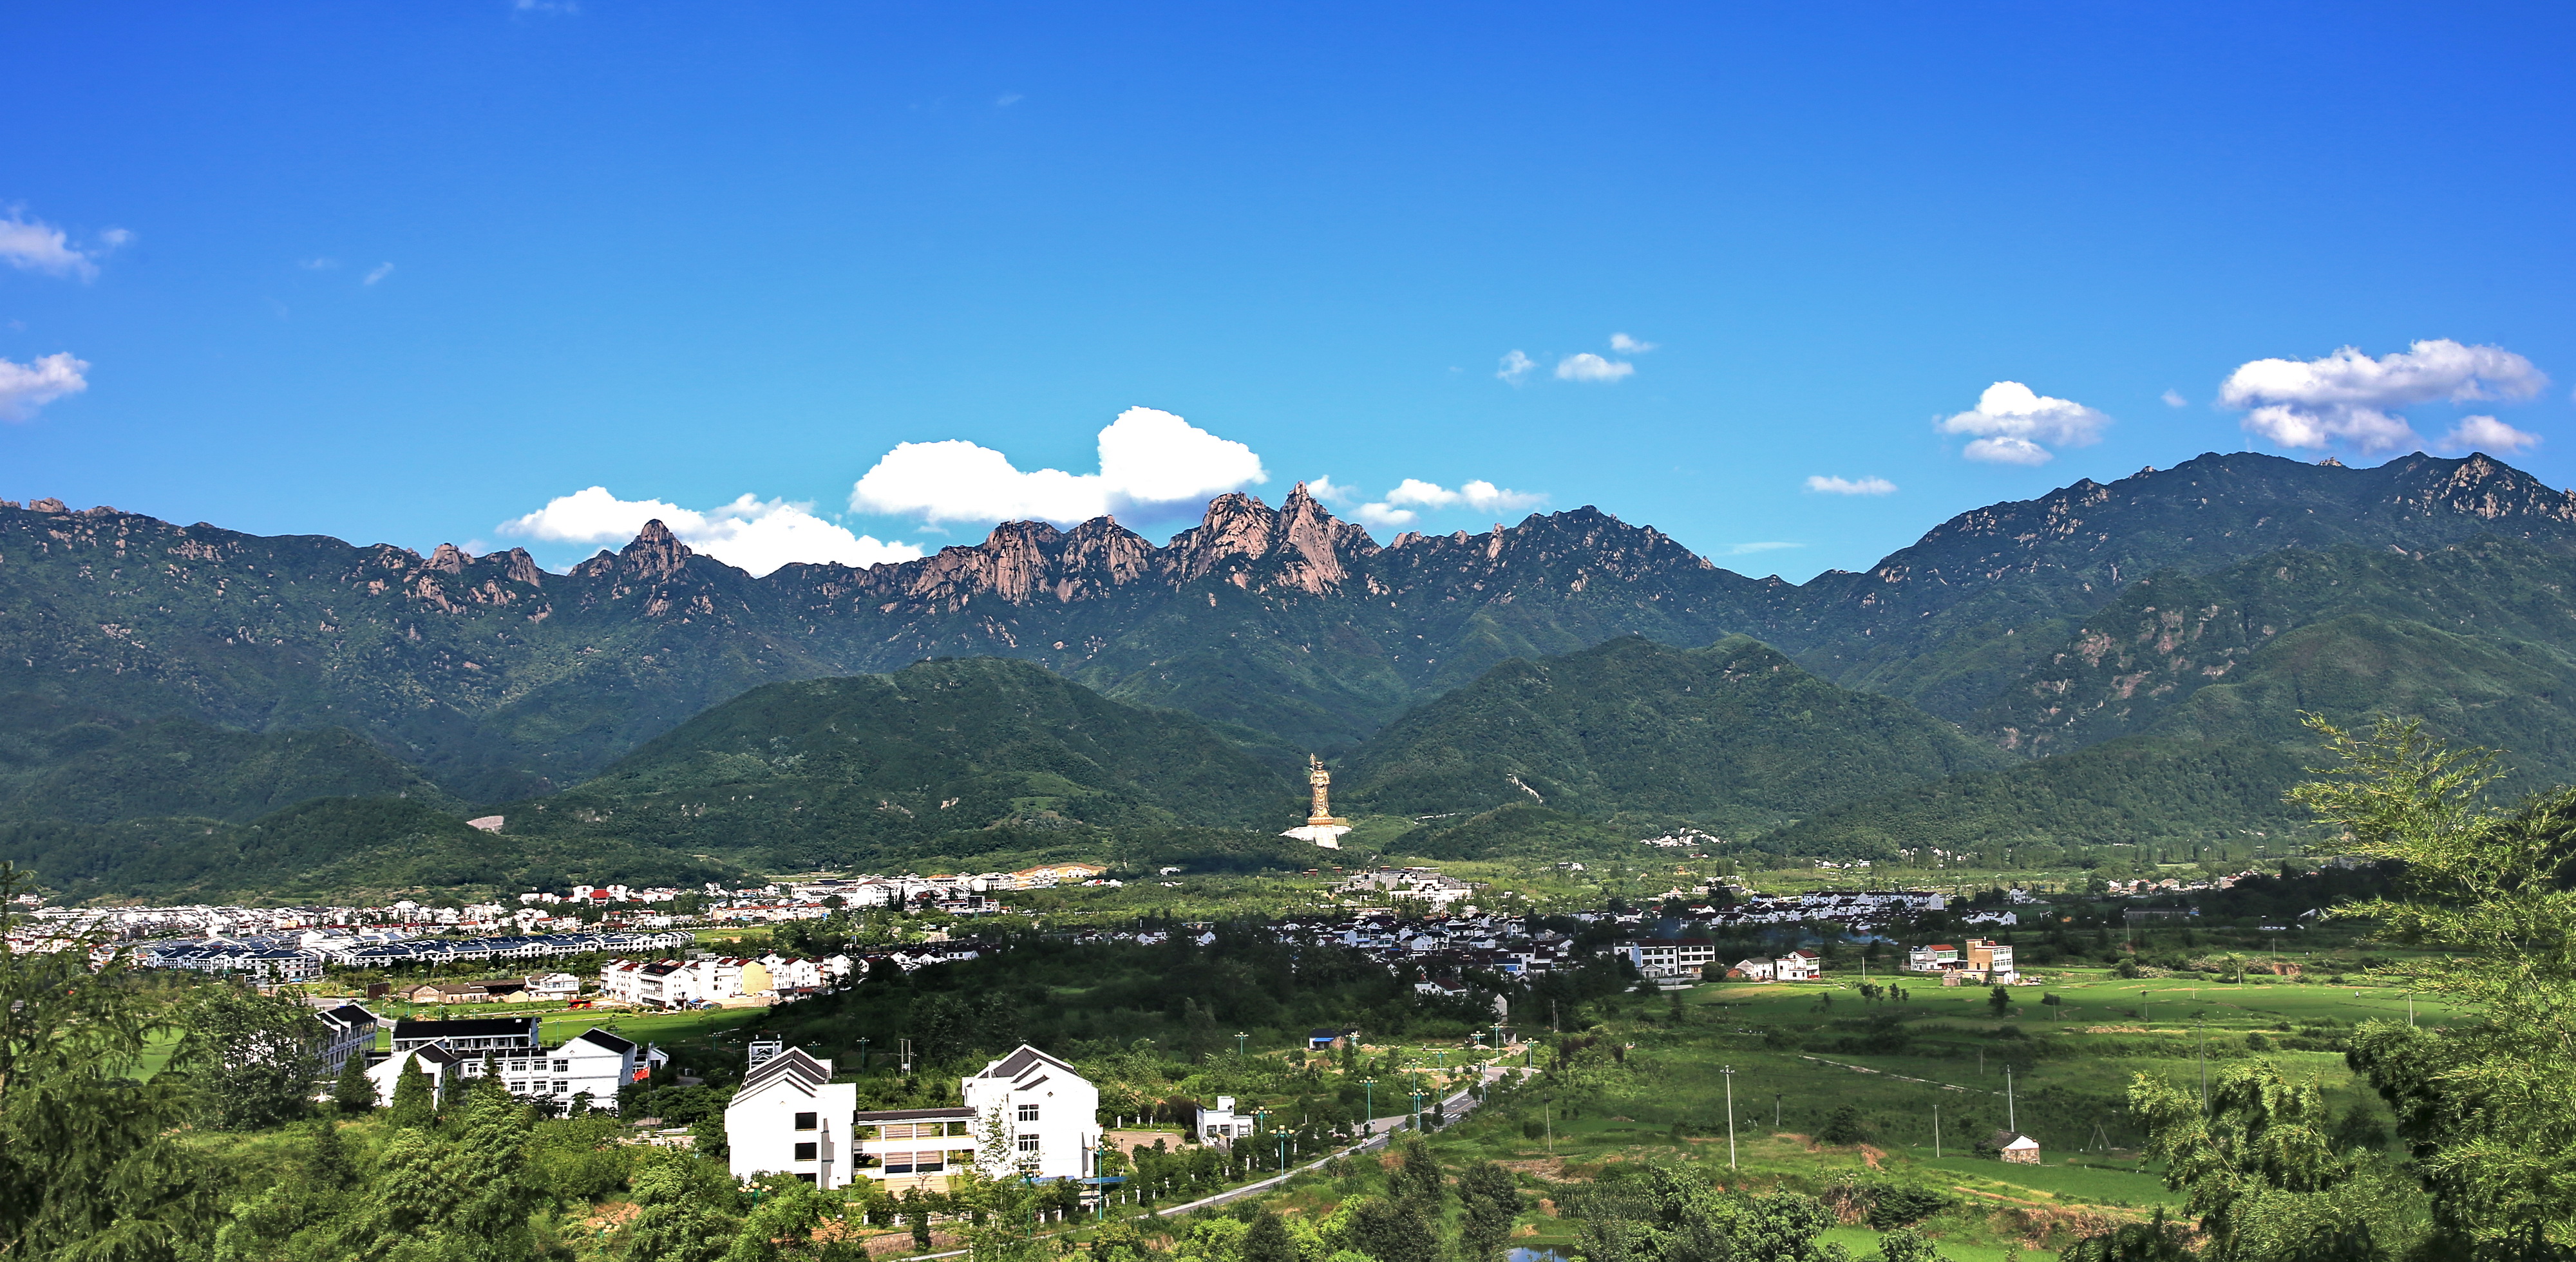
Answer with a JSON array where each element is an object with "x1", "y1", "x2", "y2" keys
[
  {"x1": 2161, "y1": 389, "x2": 2188, "y2": 408},
  {"x1": 500, "y1": 486, "x2": 920, "y2": 576},
  {"x1": 849, "y1": 406, "x2": 1267, "y2": 526},
  {"x1": 1497, "y1": 350, "x2": 1537, "y2": 384},
  {"x1": 1555, "y1": 352, "x2": 1634, "y2": 383},
  {"x1": 363, "y1": 262, "x2": 395, "y2": 285},
  {"x1": 2443, "y1": 415, "x2": 2543, "y2": 455},
  {"x1": 2221, "y1": 339, "x2": 2548, "y2": 453},
  {"x1": 1609, "y1": 332, "x2": 1658, "y2": 354},
  {"x1": 0, "y1": 352, "x2": 90, "y2": 420},
  {"x1": 1938, "y1": 381, "x2": 2112, "y2": 464},
  {"x1": 1805, "y1": 475, "x2": 1897, "y2": 495},
  {"x1": 0, "y1": 211, "x2": 121, "y2": 280},
  {"x1": 1308, "y1": 475, "x2": 1546, "y2": 531},
  {"x1": 1962, "y1": 436, "x2": 2053, "y2": 466}
]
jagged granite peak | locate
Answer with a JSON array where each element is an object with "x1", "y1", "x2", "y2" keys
[
  {"x1": 571, "y1": 518, "x2": 697, "y2": 582},
  {"x1": 426, "y1": 542, "x2": 473, "y2": 574}
]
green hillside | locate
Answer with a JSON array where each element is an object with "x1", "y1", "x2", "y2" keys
[
  {"x1": 1340, "y1": 636, "x2": 2003, "y2": 833},
  {"x1": 0, "y1": 693, "x2": 457, "y2": 824},
  {"x1": 0, "y1": 796, "x2": 742, "y2": 903},
  {"x1": 1772, "y1": 598, "x2": 2576, "y2": 857},
  {"x1": 504, "y1": 657, "x2": 1303, "y2": 871}
]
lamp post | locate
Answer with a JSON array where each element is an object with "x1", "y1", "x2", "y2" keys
[
  {"x1": 1720, "y1": 1066, "x2": 1738, "y2": 1170},
  {"x1": 1094, "y1": 1138, "x2": 1116, "y2": 1222},
  {"x1": 1360, "y1": 1077, "x2": 1376, "y2": 1133},
  {"x1": 1410, "y1": 1088, "x2": 1426, "y2": 1130},
  {"x1": 857, "y1": 1037, "x2": 870, "y2": 1073},
  {"x1": 1236, "y1": 1031, "x2": 1247, "y2": 1057}
]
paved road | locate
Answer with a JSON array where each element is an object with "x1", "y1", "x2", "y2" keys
[
  {"x1": 1144, "y1": 1065, "x2": 1522, "y2": 1218},
  {"x1": 908, "y1": 1064, "x2": 1530, "y2": 1258}
]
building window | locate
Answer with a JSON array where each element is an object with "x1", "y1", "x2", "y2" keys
[
  {"x1": 1018, "y1": 1134, "x2": 1041, "y2": 1155},
  {"x1": 1017, "y1": 1102, "x2": 1039, "y2": 1123},
  {"x1": 553, "y1": 1060, "x2": 569, "y2": 1073},
  {"x1": 795, "y1": 1173, "x2": 816, "y2": 1184},
  {"x1": 794, "y1": 1112, "x2": 817, "y2": 1131},
  {"x1": 794, "y1": 1142, "x2": 818, "y2": 1161}
]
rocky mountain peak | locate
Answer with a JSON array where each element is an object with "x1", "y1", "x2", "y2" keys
[
  {"x1": 618, "y1": 520, "x2": 695, "y2": 581},
  {"x1": 426, "y1": 543, "x2": 472, "y2": 574}
]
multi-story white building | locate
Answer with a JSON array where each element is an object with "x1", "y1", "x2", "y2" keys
[
  {"x1": 1615, "y1": 938, "x2": 1719, "y2": 980},
  {"x1": 308, "y1": 1003, "x2": 380, "y2": 1071},
  {"x1": 374, "y1": 1023, "x2": 662, "y2": 1114},
  {"x1": 726, "y1": 1048, "x2": 864, "y2": 1188},
  {"x1": 726, "y1": 1043, "x2": 1102, "y2": 1191},
  {"x1": 961, "y1": 1046, "x2": 1103, "y2": 1178},
  {"x1": 1774, "y1": 949, "x2": 1823, "y2": 981}
]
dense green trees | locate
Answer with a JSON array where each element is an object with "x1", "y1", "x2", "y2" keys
[
  {"x1": 189, "y1": 982, "x2": 321, "y2": 1131},
  {"x1": 0, "y1": 862, "x2": 216, "y2": 1261}
]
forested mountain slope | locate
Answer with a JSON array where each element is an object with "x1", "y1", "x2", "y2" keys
[
  {"x1": 1340, "y1": 636, "x2": 2002, "y2": 831},
  {"x1": 504, "y1": 657, "x2": 1301, "y2": 871},
  {"x1": 5, "y1": 451, "x2": 2576, "y2": 891}
]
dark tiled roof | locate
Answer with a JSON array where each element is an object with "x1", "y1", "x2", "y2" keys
[
  {"x1": 854, "y1": 1106, "x2": 976, "y2": 1122},
  {"x1": 974, "y1": 1044, "x2": 1075, "y2": 1081},
  {"x1": 741, "y1": 1047, "x2": 830, "y2": 1093},
  {"x1": 573, "y1": 1028, "x2": 636, "y2": 1053},
  {"x1": 392, "y1": 1017, "x2": 541, "y2": 1040}
]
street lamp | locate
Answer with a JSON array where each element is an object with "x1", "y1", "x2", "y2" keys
[
  {"x1": 1361, "y1": 1078, "x2": 1376, "y2": 1131},
  {"x1": 1235, "y1": 1031, "x2": 1247, "y2": 1057},
  {"x1": 1720, "y1": 1066, "x2": 1738, "y2": 1170}
]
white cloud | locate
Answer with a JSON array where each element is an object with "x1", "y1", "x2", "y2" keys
[
  {"x1": 1805, "y1": 475, "x2": 1897, "y2": 495},
  {"x1": 995, "y1": 93, "x2": 1023, "y2": 107},
  {"x1": 849, "y1": 406, "x2": 1267, "y2": 526},
  {"x1": 1555, "y1": 352, "x2": 1634, "y2": 383},
  {"x1": 0, "y1": 212, "x2": 119, "y2": 280},
  {"x1": 1609, "y1": 332, "x2": 1658, "y2": 354},
  {"x1": 363, "y1": 262, "x2": 395, "y2": 285},
  {"x1": 1497, "y1": 350, "x2": 1537, "y2": 384},
  {"x1": 500, "y1": 486, "x2": 920, "y2": 576},
  {"x1": 1725, "y1": 541, "x2": 1802, "y2": 554},
  {"x1": 299, "y1": 257, "x2": 339, "y2": 270},
  {"x1": 1303, "y1": 475, "x2": 1359, "y2": 506},
  {"x1": 1938, "y1": 381, "x2": 2112, "y2": 464},
  {"x1": 2220, "y1": 339, "x2": 2546, "y2": 453},
  {"x1": 2161, "y1": 389, "x2": 2188, "y2": 408},
  {"x1": 1312, "y1": 475, "x2": 1546, "y2": 530},
  {"x1": 0, "y1": 352, "x2": 90, "y2": 420},
  {"x1": 2443, "y1": 415, "x2": 2542, "y2": 455},
  {"x1": 1963, "y1": 436, "x2": 2054, "y2": 465}
]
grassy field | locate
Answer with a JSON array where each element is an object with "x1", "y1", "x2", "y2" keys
[{"x1": 1175, "y1": 966, "x2": 2439, "y2": 1259}]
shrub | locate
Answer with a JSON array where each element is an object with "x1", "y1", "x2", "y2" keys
[
  {"x1": 1819, "y1": 1106, "x2": 1868, "y2": 1145},
  {"x1": 1862, "y1": 1183, "x2": 1953, "y2": 1229}
]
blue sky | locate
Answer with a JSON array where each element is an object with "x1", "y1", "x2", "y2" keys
[{"x1": 4, "y1": 2, "x2": 2572, "y2": 580}]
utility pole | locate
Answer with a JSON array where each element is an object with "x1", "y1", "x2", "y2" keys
[
  {"x1": 1933, "y1": 1102, "x2": 1941, "y2": 1158},
  {"x1": 2007, "y1": 1068, "x2": 2016, "y2": 1134},
  {"x1": 1721, "y1": 1065, "x2": 1738, "y2": 1169},
  {"x1": 1361, "y1": 1077, "x2": 1375, "y2": 1131},
  {"x1": 1774, "y1": 1093, "x2": 1782, "y2": 1129},
  {"x1": 900, "y1": 1037, "x2": 913, "y2": 1075}
]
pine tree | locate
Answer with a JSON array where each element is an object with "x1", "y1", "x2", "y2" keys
[
  {"x1": 387, "y1": 1055, "x2": 434, "y2": 1127},
  {"x1": 1455, "y1": 1161, "x2": 1522, "y2": 1262},
  {"x1": 0, "y1": 861, "x2": 214, "y2": 1257},
  {"x1": 332, "y1": 1050, "x2": 375, "y2": 1113},
  {"x1": 1242, "y1": 1210, "x2": 1297, "y2": 1262}
]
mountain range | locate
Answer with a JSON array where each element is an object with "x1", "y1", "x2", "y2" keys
[{"x1": 8, "y1": 449, "x2": 2576, "y2": 895}]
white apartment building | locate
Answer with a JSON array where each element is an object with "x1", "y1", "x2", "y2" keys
[
  {"x1": 1616, "y1": 938, "x2": 1719, "y2": 980},
  {"x1": 726, "y1": 1043, "x2": 1101, "y2": 1191},
  {"x1": 308, "y1": 1003, "x2": 380, "y2": 1072},
  {"x1": 961, "y1": 1046, "x2": 1103, "y2": 1179},
  {"x1": 727, "y1": 1049, "x2": 864, "y2": 1188},
  {"x1": 377, "y1": 1021, "x2": 662, "y2": 1114}
]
